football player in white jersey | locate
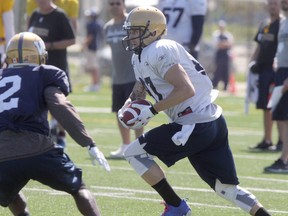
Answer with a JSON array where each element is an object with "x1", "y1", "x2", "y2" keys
[
  {"x1": 118, "y1": 6, "x2": 272, "y2": 216},
  {"x1": 157, "y1": 0, "x2": 207, "y2": 59}
]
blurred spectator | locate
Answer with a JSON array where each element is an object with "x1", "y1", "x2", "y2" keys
[
  {"x1": 104, "y1": 0, "x2": 144, "y2": 158},
  {"x1": 211, "y1": 20, "x2": 234, "y2": 91},
  {"x1": 248, "y1": 0, "x2": 282, "y2": 152},
  {"x1": 264, "y1": 0, "x2": 288, "y2": 173},
  {"x1": 157, "y1": 0, "x2": 207, "y2": 59},
  {"x1": 27, "y1": 0, "x2": 76, "y2": 148},
  {"x1": 82, "y1": 8, "x2": 104, "y2": 92},
  {"x1": 0, "y1": 0, "x2": 15, "y2": 68},
  {"x1": 26, "y1": 0, "x2": 79, "y2": 33}
]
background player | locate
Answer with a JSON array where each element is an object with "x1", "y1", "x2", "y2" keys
[{"x1": 157, "y1": 0, "x2": 207, "y2": 59}]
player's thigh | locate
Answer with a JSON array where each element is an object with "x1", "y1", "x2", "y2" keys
[
  {"x1": 256, "y1": 69, "x2": 274, "y2": 109},
  {"x1": 28, "y1": 147, "x2": 83, "y2": 194},
  {"x1": 188, "y1": 116, "x2": 239, "y2": 189},
  {"x1": 0, "y1": 160, "x2": 29, "y2": 207}
]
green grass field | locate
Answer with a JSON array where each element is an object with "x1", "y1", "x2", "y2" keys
[{"x1": 1, "y1": 64, "x2": 287, "y2": 216}]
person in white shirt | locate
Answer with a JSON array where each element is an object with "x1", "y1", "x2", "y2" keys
[
  {"x1": 157, "y1": 0, "x2": 207, "y2": 59},
  {"x1": 118, "y1": 6, "x2": 272, "y2": 216}
]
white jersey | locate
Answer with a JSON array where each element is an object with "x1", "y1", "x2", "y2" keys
[
  {"x1": 157, "y1": 0, "x2": 207, "y2": 50},
  {"x1": 131, "y1": 39, "x2": 222, "y2": 125}
]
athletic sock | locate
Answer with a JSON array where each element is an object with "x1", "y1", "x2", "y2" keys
[
  {"x1": 152, "y1": 178, "x2": 181, "y2": 207},
  {"x1": 255, "y1": 207, "x2": 271, "y2": 216}
]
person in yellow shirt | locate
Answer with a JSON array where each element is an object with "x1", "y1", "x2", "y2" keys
[
  {"x1": 26, "y1": 0, "x2": 79, "y2": 32},
  {"x1": 0, "y1": 0, "x2": 15, "y2": 68}
]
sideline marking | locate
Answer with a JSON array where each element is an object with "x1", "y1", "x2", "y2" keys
[{"x1": 21, "y1": 186, "x2": 288, "y2": 214}]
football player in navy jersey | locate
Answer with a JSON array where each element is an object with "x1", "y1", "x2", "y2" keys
[
  {"x1": 118, "y1": 6, "x2": 271, "y2": 216},
  {"x1": 0, "y1": 32, "x2": 110, "y2": 216}
]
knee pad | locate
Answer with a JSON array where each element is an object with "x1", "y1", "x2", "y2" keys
[
  {"x1": 124, "y1": 138, "x2": 155, "y2": 176},
  {"x1": 215, "y1": 179, "x2": 258, "y2": 213}
]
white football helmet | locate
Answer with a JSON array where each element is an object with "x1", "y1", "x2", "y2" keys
[
  {"x1": 122, "y1": 6, "x2": 166, "y2": 54},
  {"x1": 5, "y1": 32, "x2": 47, "y2": 67}
]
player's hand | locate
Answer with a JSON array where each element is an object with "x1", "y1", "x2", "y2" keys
[
  {"x1": 248, "y1": 61, "x2": 260, "y2": 74},
  {"x1": 127, "y1": 104, "x2": 158, "y2": 129},
  {"x1": 118, "y1": 98, "x2": 132, "y2": 129},
  {"x1": 87, "y1": 145, "x2": 111, "y2": 172}
]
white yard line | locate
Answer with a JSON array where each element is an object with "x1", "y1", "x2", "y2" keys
[{"x1": 22, "y1": 186, "x2": 288, "y2": 214}]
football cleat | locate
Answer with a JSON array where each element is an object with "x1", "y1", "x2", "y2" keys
[{"x1": 161, "y1": 199, "x2": 192, "y2": 216}]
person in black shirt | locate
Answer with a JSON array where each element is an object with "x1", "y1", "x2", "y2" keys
[
  {"x1": 28, "y1": 0, "x2": 76, "y2": 148},
  {"x1": 249, "y1": 0, "x2": 282, "y2": 152}
]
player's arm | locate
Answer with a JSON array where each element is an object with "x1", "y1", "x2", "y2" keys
[
  {"x1": 153, "y1": 64, "x2": 195, "y2": 113},
  {"x1": 44, "y1": 86, "x2": 94, "y2": 147},
  {"x1": 129, "y1": 80, "x2": 147, "y2": 101},
  {"x1": 45, "y1": 38, "x2": 76, "y2": 50},
  {"x1": 250, "y1": 44, "x2": 260, "y2": 62},
  {"x1": 44, "y1": 86, "x2": 110, "y2": 171},
  {"x1": 189, "y1": 15, "x2": 205, "y2": 54}
]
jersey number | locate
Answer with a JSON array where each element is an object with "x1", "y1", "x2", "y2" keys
[
  {"x1": 139, "y1": 77, "x2": 163, "y2": 101},
  {"x1": 162, "y1": 7, "x2": 184, "y2": 28},
  {"x1": 0, "y1": 75, "x2": 21, "y2": 113}
]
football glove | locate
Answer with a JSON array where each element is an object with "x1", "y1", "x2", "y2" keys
[
  {"x1": 127, "y1": 103, "x2": 158, "y2": 129},
  {"x1": 87, "y1": 145, "x2": 111, "y2": 172},
  {"x1": 118, "y1": 98, "x2": 132, "y2": 129}
]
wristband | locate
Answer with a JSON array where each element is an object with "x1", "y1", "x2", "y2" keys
[
  {"x1": 89, "y1": 143, "x2": 96, "y2": 149},
  {"x1": 149, "y1": 106, "x2": 158, "y2": 115}
]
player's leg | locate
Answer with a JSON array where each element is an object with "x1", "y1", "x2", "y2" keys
[
  {"x1": 33, "y1": 146, "x2": 101, "y2": 215},
  {"x1": 0, "y1": 152, "x2": 30, "y2": 216},
  {"x1": 188, "y1": 116, "x2": 271, "y2": 215},
  {"x1": 214, "y1": 180, "x2": 270, "y2": 215},
  {"x1": 124, "y1": 126, "x2": 191, "y2": 215},
  {"x1": 8, "y1": 191, "x2": 30, "y2": 216},
  {"x1": 111, "y1": 82, "x2": 140, "y2": 158},
  {"x1": 72, "y1": 185, "x2": 101, "y2": 216}
]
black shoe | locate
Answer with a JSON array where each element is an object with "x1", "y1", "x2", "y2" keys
[
  {"x1": 249, "y1": 140, "x2": 273, "y2": 151},
  {"x1": 267, "y1": 140, "x2": 283, "y2": 152},
  {"x1": 276, "y1": 140, "x2": 283, "y2": 151},
  {"x1": 264, "y1": 159, "x2": 288, "y2": 173}
]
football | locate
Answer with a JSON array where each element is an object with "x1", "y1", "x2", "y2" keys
[{"x1": 121, "y1": 99, "x2": 151, "y2": 127}]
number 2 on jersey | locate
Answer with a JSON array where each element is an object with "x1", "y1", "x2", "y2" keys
[{"x1": 0, "y1": 75, "x2": 21, "y2": 113}]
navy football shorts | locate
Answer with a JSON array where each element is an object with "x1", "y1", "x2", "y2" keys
[
  {"x1": 273, "y1": 68, "x2": 288, "y2": 120},
  {"x1": 112, "y1": 82, "x2": 135, "y2": 112},
  {"x1": 256, "y1": 68, "x2": 275, "y2": 110},
  {"x1": 142, "y1": 115, "x2": 239, "y2": 189},
  {"x1": 0, "y1": 146, "x2": 83, "y2": 207}
]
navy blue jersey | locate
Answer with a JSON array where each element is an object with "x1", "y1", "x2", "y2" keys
[{"x1": 0, "y1": 65, "x2": 69, "y2": 135}]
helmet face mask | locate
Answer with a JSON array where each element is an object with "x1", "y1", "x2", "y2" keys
[
  {"x1": 122, "y1": 6, "x2": 166, "y2": 54},
  {"x1": 5, "y1": 32, "x2": 47, "y2": 67}
]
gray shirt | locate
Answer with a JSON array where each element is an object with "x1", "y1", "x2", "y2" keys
[
  {"x1": 104, "y1": 16, "x2": 136, "y2": 85},
  {"x1": 276, "y1": 17, "x2": 288, "y2": 68}
]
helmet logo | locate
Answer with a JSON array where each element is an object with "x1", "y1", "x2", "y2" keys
[{"x1": 12, "y1": 58, "x2": 18, "y2": 63}]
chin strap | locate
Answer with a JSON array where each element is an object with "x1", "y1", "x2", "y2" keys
[{"x1": 138, "y1": 48, "x2": 142, "y2": 63}]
